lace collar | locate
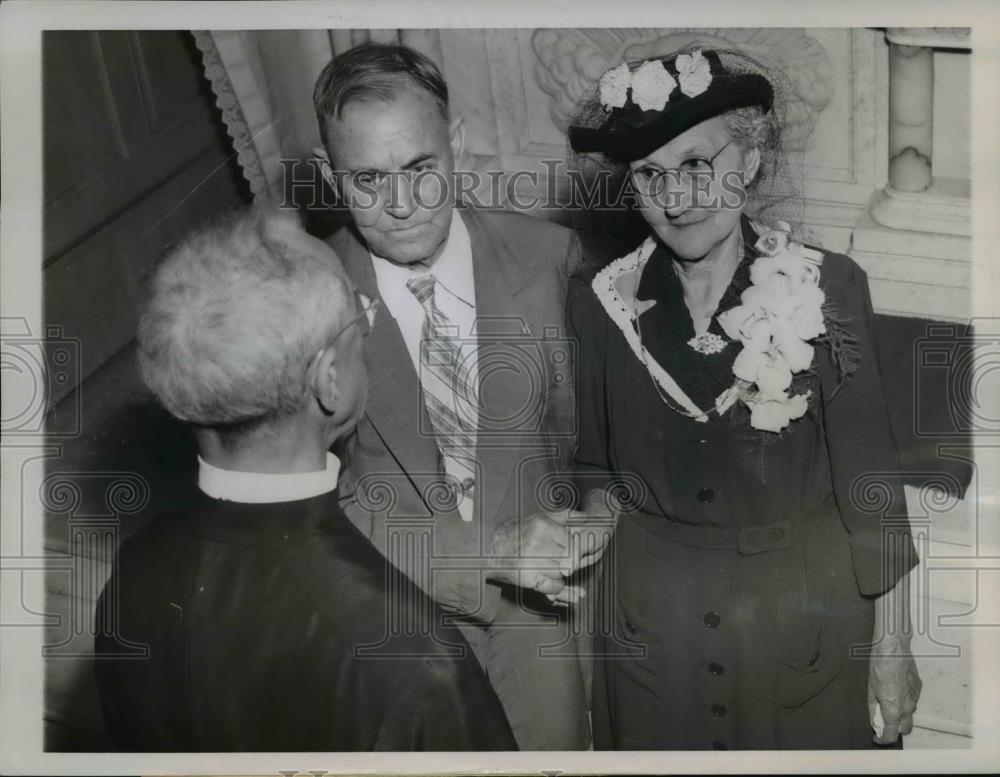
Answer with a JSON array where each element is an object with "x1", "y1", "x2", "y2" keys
[{"x1": 591, "y1": 218, "x2": 759, "y2": 422}]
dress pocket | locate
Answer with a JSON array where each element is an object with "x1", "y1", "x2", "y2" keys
[
  {"x1": 775, "y1": 618, "x2": 841, "y2": 710},
  {"x1": 772, "y1": 570, "x2": 827, "y2": 673},
  {"x1": 773, "y1": 524, "x2": 849, "y2": 709}
]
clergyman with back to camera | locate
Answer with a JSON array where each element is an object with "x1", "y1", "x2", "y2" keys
[
  {"x1": 93, "y1": 208, "x2": 517, "y2": 751},
  {"x1": 312, "y1": 41, "x2": 609, "y2": 750}
]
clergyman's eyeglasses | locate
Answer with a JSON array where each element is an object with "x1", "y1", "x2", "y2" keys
[{"x1": 329, "y1": 289, "x2": 380, "y2": 342}]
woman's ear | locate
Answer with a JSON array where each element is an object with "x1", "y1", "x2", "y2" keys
[
  {"x1": 742, "y1": 146, "x2": 762, "y2": 186},
  {"x1": 309, "y1": 343, "x2": 340, "y2": 416}
]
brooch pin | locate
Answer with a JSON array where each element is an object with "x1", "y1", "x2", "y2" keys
[{"x1": 687, "y1": 332, "x2": 728, "y2": 355}]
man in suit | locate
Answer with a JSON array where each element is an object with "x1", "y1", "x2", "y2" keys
[
  {"x1": 94, "y1": 208, "x2": 516, "y2": 751},
  {"x1": 311, "y1": 43, "x2": 608, "y2": 749}
]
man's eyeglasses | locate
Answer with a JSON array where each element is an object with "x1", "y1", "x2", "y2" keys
[
  {"x1": 630, "y1": 139, "x2": 737, "y2": 198},
  {"x1": 329, "y1": 289, "x2": 380, "y2": 343}
]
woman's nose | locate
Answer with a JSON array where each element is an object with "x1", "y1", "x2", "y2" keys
[{"x1": 657, "y1": 171, "x2": 690, "y2": 218}]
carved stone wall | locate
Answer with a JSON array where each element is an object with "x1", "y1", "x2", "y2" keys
[
  {"x1": 206, "y1": 27, "x2": 968, "y2": 321},
  {"x1": 423, "y1": 27, "x2": 971, "y2": 322},
  {"x1": 437, "y1": 28, "x2": 878, "y2": 243}
]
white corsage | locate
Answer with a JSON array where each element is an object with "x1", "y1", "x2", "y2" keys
[
  {"x1": 716, "y1": 222, "x2": 828, "y2": 433},
  {"x1": 591, "y1": 223, "x2": 855, "y2": 431},
  {"x1": 675, "y1": 49, "x2": 713, "y2": 97}
]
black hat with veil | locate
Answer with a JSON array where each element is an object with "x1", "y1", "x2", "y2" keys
[
  {"x1": 568, "y1": 48, "x2": 773, "y2": 161},
  {"x1": 566, "y1": 45, "x2": 808, "y2": 268}
]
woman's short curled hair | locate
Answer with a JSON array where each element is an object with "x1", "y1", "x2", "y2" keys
[
  {"x1": 137, "y1": 209, "x2": 351, "y2": 432},
  {"x1": 722, "y1": 105, "x2": 774, "y2": 153}
]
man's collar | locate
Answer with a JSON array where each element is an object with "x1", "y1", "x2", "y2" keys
[
  {"x1": 198, "y1": 453, "x2": 341, "y2": 504},
  {"x1": 369, "y1": 209, "x2": 475, "y2": 306}
]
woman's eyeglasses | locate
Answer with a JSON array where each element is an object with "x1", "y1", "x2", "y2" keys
[{"x1": 630, "y1": 139, "x2": 736, "y2": 198}]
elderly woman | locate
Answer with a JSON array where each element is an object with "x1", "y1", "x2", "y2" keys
[{"x1": 566, "y1": 48, "x2": 921, "y2": 749}]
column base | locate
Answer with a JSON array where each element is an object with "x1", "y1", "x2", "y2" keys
[
  {"x1": 851, "y1": 204, "x2": 971, "y2": 321},
  {"x1": 869, "y1": 177, "x2": 971, "y2": 236}
]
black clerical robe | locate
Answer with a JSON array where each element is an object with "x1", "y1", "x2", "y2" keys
[{"x1": 94, "y1": 489, "x2": 517, "y2": 751}]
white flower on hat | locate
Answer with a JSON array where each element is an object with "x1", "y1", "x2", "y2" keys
[
  {"x1": 676, "y1": 48, "x2": 713, "y2": 97},
  {"x1": 599, "y1": 62, "x2": 631, "y2": 110},
  {"x1": 630, "y1": 60, "x2": 677, "y2": 112}
]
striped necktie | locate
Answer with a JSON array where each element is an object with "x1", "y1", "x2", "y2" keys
[{"x1": 406, "y1": 274, "x2": 478, "y2": 507}]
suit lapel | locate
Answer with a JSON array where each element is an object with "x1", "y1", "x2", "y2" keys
[
  {"x1": 333, "y1": 213, "x2": 551, "y2": 526},
  {"x1": 463, "y1": 209, "x2": 544, "y2": 526},
  {"x1": 333, "y1": 227, "x2": 443, "y2": 506}
]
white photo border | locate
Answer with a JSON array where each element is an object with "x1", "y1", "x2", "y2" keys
[{"x1": 2, "y1": 0, "x2": 999, "y2": 773}]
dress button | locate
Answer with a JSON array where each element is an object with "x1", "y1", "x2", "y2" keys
[
  {"x1": 708, "y1": 662, "x2": 725, "y2": 676},
  {"x1": 703, "y1": 611, "x2": 721, "y2": 628},
  {"x1": 697, "y1": 487, "x2": 714, "y2": 503},
  {"x1": 712, "y1": 740, "x2": 728, "y2": 750},
  {"x1": 711, "y1": 703, "x2": 728, "y2": 717}
]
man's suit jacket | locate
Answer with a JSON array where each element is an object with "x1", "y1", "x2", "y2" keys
[
  {"x1": 94, "y1": 489, "x2": 517, "y2": 751},
  {"x1": 328, "y1": 207, "x2": 580, "y2": 621}
]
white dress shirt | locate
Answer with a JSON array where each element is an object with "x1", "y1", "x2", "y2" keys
[
  {"x1": 198, "y1": 453, "x2": 341, "y2": 504},
  {"x1": 370, "y1": 209, "x2": 479, "y2": 521}
]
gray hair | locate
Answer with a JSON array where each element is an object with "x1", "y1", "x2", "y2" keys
[
  {"x1": 722, "y1": 105, "x2": 775, "y2": 154},
  {"x1": 137, "y1": 208, "x2": 351, "y2": 431},
  {"x1": 313, "y1": 42, "x2": 449, "y2": 148}
]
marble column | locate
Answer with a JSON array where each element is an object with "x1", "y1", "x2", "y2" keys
[
  {"x1": 332, "y1": 29, "x2": 442, "y2": 67},
  {"x1": 399, "y1": 29, "x2": 445, "y2": 70},
  {"x1": 368, "y1": 28, "x2": 401, "y2": 45},
  {"x1": 329, "y1": 29, "x2": 354, "y2": 55},
  {"x1": 888, "y1": 43, "x2": 934, "y2": 192},
  {"x1": 868, "y1": 28, "x2": 971, "y2": 236}
]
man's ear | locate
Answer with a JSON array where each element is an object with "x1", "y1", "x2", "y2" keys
[
  {"x1": 309, "y1": 342, "x2": 340, "y2": 416},
  {"x1": 449, "y1": 116, "x2": 466, "y2": 163},
  {"x1": 742, "y1": 146, "x2": 762, "y2": 186},
  {"x1": 312, "y1": 146, "x2": 340, "y2": 198}
]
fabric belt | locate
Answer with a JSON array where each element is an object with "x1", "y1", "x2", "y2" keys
[{"x1": 629, "y1": 492, "x2": 837, "y2": 556}]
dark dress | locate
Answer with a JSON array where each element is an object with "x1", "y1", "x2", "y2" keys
[
  {"x1": 94, "y1": 489, "x2": 517, "y2": 751},
  {"x1": 568, "y1": 218, "x2": 916, "y2": 750}
]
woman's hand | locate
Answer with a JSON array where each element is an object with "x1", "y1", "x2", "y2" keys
[
  {"x1": 487, "y1": 507, "x2": 615, "y2": 605},
  {"x1": 868, "y1": 582, "x2": 922, "y2": 745},
  {"x1": 868, "y1": 635, "x2": 922, "y2": 745}
]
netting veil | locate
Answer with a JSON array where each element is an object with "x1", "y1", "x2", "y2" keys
[{"x1": 566, "y1": 44, "x2": 809, "y2": 269}]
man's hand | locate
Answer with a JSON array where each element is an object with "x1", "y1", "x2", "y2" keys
[{"x1": 488, "y1": 508, "x2": 615, "y2": 605}]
